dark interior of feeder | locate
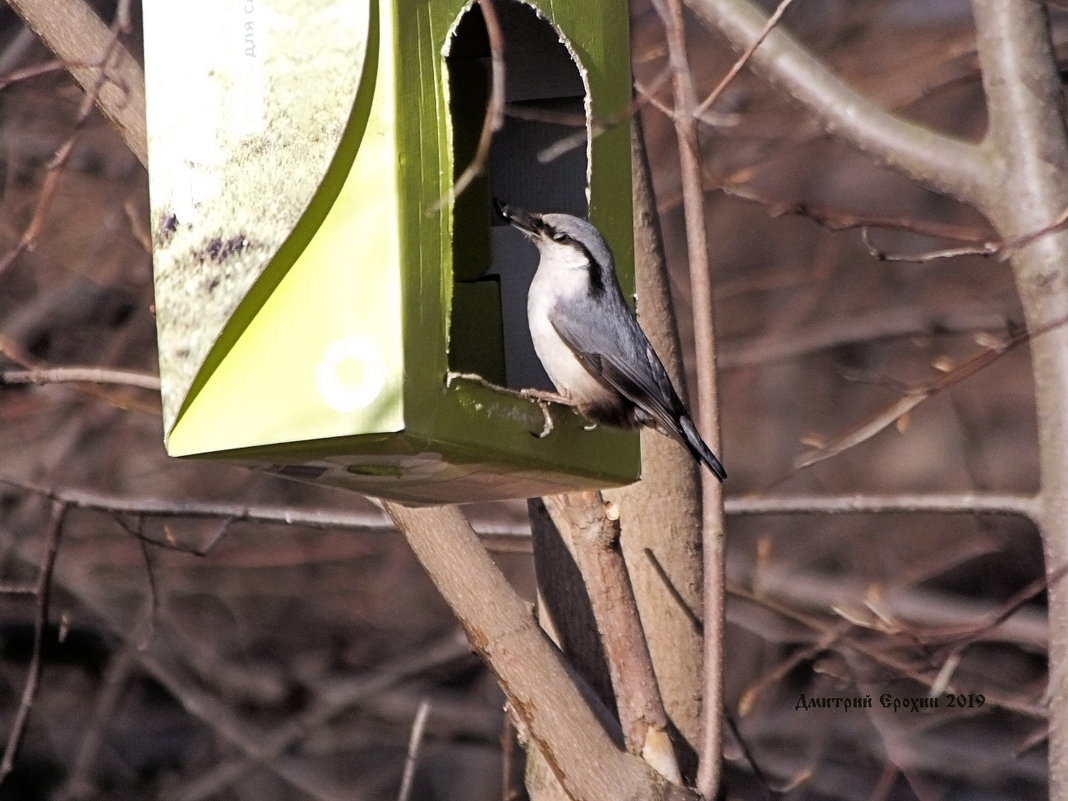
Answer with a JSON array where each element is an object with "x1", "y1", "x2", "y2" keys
[{"x1": 446, "y1": 0, "x2": 589, "y2": 391}]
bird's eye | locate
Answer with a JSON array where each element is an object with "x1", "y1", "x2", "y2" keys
[{"x1": 551, "y1": 232, "x2": 572, "y2": 244}]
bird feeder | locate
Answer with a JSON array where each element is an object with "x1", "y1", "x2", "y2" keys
[{"x1": 143, "y1": 0, "x2": 638, "y2": 504}]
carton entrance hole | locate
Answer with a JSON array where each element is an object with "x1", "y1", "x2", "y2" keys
[{"x1": 445, "y1": 0, "x2": 590, "y2": 391}]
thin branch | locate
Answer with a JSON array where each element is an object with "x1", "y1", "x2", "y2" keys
[
  {"x1": 0, "y1": 501, "x2": 66, "y2": 783},
  {"x1": 0, "y1": 473, "x2": 391, "y2": 529},
  {"x1": 602, "y1": 115, "x2": 706, "y2": 753},
  {"x1": 694, "y1": 0, "x2": 800, "y2": 118},
  {"x1": 433, "y1": 0, "x2": 504, "y2": 210},
  {"x1": 716, "y1": 182, "x2": 995, "y2": 243},
  {"x1": 911, "y1": 563, "x2": 1067, "y2": 649},
  {"x1": 718, "y1": 305, "x2": 1013, "y2": 370},
  {"x1": 6, "y1": 0, "x2": 146, "y2": 164},
  {"x1": 681, "y1": 0, "x2": 986, "y2": 204},
  {"x1": 652, "y1": 0, "x2": 726, "y2": 794},
  {"x1": 741, "y1": 564, "x2": 1048, "y2": 651},
  {"x1": 0, "y1": 582, "x2": 37, "y2": 595},
  {"x1": 396, "y1": 700, "x2": 432, "y2": 801},
  {"x1": 790, "y1": 323, "x2": 1032, "y2": 473},
  {"x1": 0, "y1": 366, "x2": 161, "y2": 391},
  {"x1": 168, "y1": 635, "x2": 470, "y2": 801},
  {"x1": 533, "y1": 70, "x2": 708, "y2": 165},
  {"x1": 135, "y1": 522, "x2": 161, "y2": 646},
  {"x1": 860, "y1": 200, "x2": 1068, "y2": 263},
  {"x1": 724, "y1": 492, "x2": 1038, "y2": 519},
  {"x1": 861, "y1": 227, "x2": 997, "y2": 263},
  {"x1": 56, "y1": 643, "x2": 138, "y2": 801},
  {"x1": 737, "y1": 627, "x2": 846, "y2": 716},
  {"x1": 729, "y1": 583, "x2": 1046, "y2": 719},
  {"x1": 0, "y1": 5, "x2": 136, "y2": 280},
  {"x1": 0, "y1": 473, "x2": 538, "y2": 542},
  {"x1": 0, "y1": 59, "x2": 66, "y2": 90}
]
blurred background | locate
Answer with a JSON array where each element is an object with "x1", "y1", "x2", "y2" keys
[{"x1": 0, "y1": 0, "x2": 1052, "y2": 799}]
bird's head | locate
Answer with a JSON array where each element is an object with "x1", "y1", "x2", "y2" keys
[{"x1": 494, "y1": 199, "x2": 614, "y2": 283}]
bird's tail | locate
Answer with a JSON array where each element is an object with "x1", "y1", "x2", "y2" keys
[{"x1": 679, "y1": 415, "x2": 727, "y2": 481}]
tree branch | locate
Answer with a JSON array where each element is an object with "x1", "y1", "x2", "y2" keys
[
  {"x1": 0, "y1": 473, "x2": 396, "y2": 535},
  {"x1": 1, "y1": 366, "x2": 161, "y2": 391},
  {"x1": 724, "y1": 492, "x2": 1038, "y2": 520},
  {"x1": 652, "y1": 0, "x2": 727, "y2": 794},
  {"x1": 6, "y1": 0, "x2": 146, "y2": 165},
  {"x1": 718, "y1": 305, "x2": 1012, "y2": 369},
  {"x1": 601, "y1": 113, "x2": 705, "y2": 754},
  {"x1": 967, "y1": 2, "x2": 1068, "y2": 797},
  {"x1": 0, "y1": 501, "x2": 66, "y2": 783},
  {"x1": 383, "y1": 502, "x2": 697, "y2": 801},
  {"x1": 681, "y1": 0, "x2": 985, "y2": 204},
  {"x1": 542, "y1": 492, "x2": 680, "y2": 782}
]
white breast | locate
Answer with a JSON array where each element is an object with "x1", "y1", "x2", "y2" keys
[{"x1": 527, "y1": 264, "x2": 615, "y2": 405}]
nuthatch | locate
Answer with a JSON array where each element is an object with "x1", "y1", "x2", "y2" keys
[{"x1": 496, "y1": 200, "x2": 726, "y2": 480}]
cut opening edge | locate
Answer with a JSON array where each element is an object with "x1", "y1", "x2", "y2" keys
[{"x1": 443, "y1": 0, "x2": 592, "y2": 394}]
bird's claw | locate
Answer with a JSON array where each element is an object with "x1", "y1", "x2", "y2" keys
[
  {"x1": 535, "y1": 402, "x2": 554, "y2": 438},
  {"x1": 520, "y1": 388, "x2": 568, "y2": 438}
]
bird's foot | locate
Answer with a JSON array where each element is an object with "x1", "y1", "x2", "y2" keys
[
  {"x1": 519, "y1": 389, "x2": 571, "y2": 438},
  {"x1": 519, "y1": 387, "x2": 573, "y2": 406}
]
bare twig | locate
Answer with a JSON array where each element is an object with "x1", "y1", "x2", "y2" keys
[
  {"x1": 434, "y1": 0, "x2": 505, "y2": 210},
  {"x1": 694, "y1": 0, "x2": 800, "y2": 118},
  {"x1": 722, "y1": 712, "x2": 775, "y2": 799},
  {"x1": 652, "y1": 0, "x2": 726, "y2": 794},
  {"x1": 0, "y1": 59, "x2": 66, "y2": 90},
  {"x1": 860, "y1": 201, "x2": 1068, "y2": 263},
  {"x1": 135, "y1": 523, "x2": 161, "y2": 647},
  {"x1": 737, "y1": 627, "x2": 847, "y2": 716},
  {"x1": 723, "y1": 492, "x2": 1038, "y2": 519},
  {"x1": 0, "y1": 366, "x2": 161, "y2": 391},
  {"x1": 861, "y1": 226, "x2": 999, "y2": 263},
  {"x1": 168, "y1": 635, "x2": 470, "y2": 801},
  {"x1": 0, "y1": 473, "x2": 390, "y2": 528},
  {"x1": 790, "y1": 323, "x2": 1033, "y2": 473},
  {"x1": 681, "y1": 0, "x2": 985, "y2": 203},
  {"x1": 0, "y1": 581, "x2": 37, "y2": 595},
  {"x1": 729, "y1": 582, "x2": 1046, "y2": 719},
  {"x1": 716, "y1": 182, "x2": 994, "y2": 243},
  {"x1": 0, "y1": 501, "x2": 66, "y2": 783},
  {"x1": 719, "y1": 305, "x2": 1013, "y2": 369},
  {"x1": 6, "y1": 0, "x2": 146, "y2": 164},
  {"x1": 912, "y1": 563, "x2": 1068, "y2": 649},
  {"x1": 500, "y1": 713, "x2": 525, "y2": 801},
  {"x1": 396, "y1": 699, "x2": 432, "y2": 801},
  {"x1": 531, "y1": 70, "x2": 702, "y2": 166},
  {"x1": 446, "y1": 371, "x2": 565, "y2": 437},
  {"x1": 56, "y1": 643, "x2": 138, "y2": 801},
  {"x1": 742, "y1": 563, "x2": 1048, "y2": 651},
  {"x1": 0, "y1": 2, "x2": 138, "y2": 278}
]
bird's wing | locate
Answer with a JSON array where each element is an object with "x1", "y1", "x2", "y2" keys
[
  {"x1": 550, "y1": 305, "x2": 686, "y2": 437},
  {"x1": 552, "y1": 303, "x2": 727, "y2": 480}
]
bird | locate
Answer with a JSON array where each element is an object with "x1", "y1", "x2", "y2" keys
[{"x1": 495, "y1": 199, "x2": 726, "y2": 481}]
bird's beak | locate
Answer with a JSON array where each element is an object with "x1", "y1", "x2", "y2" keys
[{"x1": 494, "y1": 197, "x2": 542, "y2": 238}]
